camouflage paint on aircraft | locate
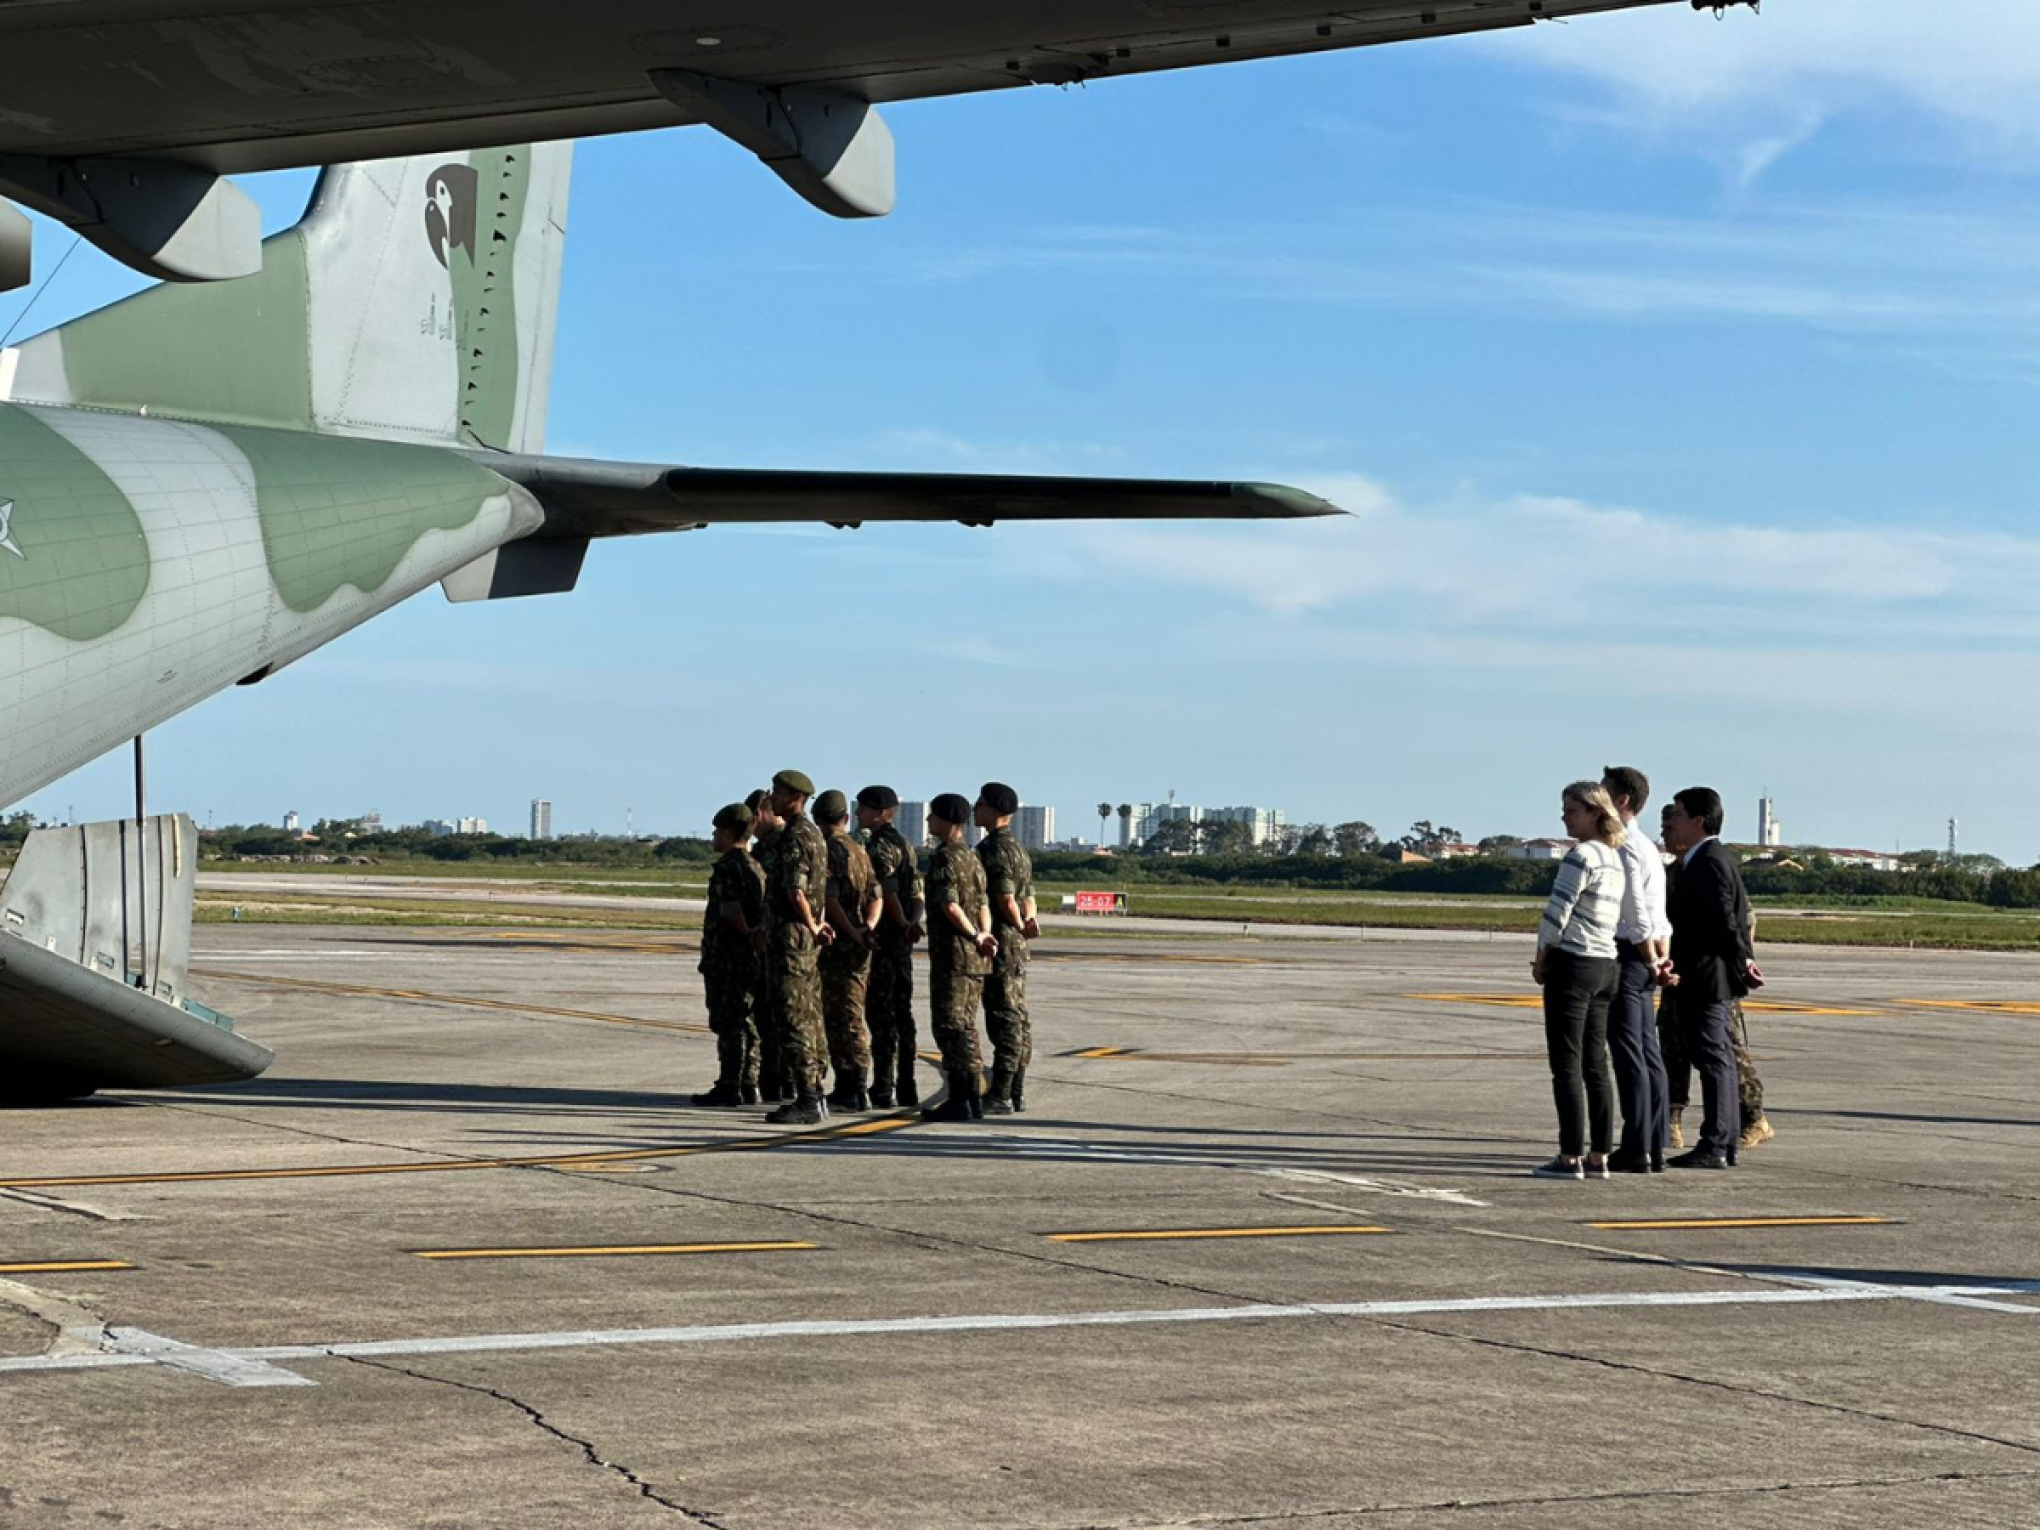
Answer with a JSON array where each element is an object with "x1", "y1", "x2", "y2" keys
[
  {"x1": 0, "y1": 404, "x2": 150, "y2": 640},
  {"x1": 428, "y1": 148, "x2": 534, "y2": 451},
  {"x1": 0, "y1": 145, "x2": 569, "y2": 805},
  {"x1": 1, "y1": 144, "x2": 568, "y2": 453}
]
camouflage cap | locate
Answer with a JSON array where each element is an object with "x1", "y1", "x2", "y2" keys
[
  {"x1": 977, "y1": 781, "x2": 1020, "y2": 815},
  {"x1": 772, "y1": 768, "x2": 815, "y2": 797},
  {"x1": 813, "y1": 789, "x2": 850, "y2": 823},
  {"x1": 929, "y1": 792, "x2": 972, "y2": 826},
  {"x1": 711, "y1": 802, "x2": 754, "y2": 834},
  {"x1": 856, "y1": 784, "x2": 899, "y2": 811}
]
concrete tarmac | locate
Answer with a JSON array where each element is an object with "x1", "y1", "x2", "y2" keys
[{"x1": 2, "y1": 925, "x2": 2037, "y2": 1528}]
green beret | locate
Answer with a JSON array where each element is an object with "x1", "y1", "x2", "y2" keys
[
  {"x1": 772, "y1": 768, "x2": 815, "y2": 797},
  {"x1": 813, "y1": 789, "x2": 849, "y2": 822},
  {"x1": 711, "y1": 802, "x2": 754, "y2": 834}
]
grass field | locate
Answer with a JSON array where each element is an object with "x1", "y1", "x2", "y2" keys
[{"x1": 185, "y1": 860, "x2": 2040, "y2": 951}]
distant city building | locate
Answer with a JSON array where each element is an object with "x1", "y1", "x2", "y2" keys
[
  {"x1": 1134, "y1": 801, "x2": 1199, "y2": 845},
  {"x1": 1758, "y1": 796, "x2": 1783, "y2": 848},
  {"x1": 359, "y1": 810, "x2": 385, "y2": 835},
  {"x1": 1205, "y1": 805, "x2": 1285, "y2": 846},
  {"x1": 966, "y1": 823, "x2": 985, "y2": 848},
  {"x1": 456, "y1": 816, "x2": 488, "y2": 835},
  {"x1": 896, "y1": 800, "x2": 929, "y2": 848},
  {"x1": 1433, "y1": 842, "x2": 1481, "y2": 860},
  {"x1": 1504, "y1": 838, "x2": 1572, "y2": 862},
  {"x1": 1016, "y1": 804, "x2": 1056, "y2": 851},
  {"x1": 530, "y1": 798, "x2": 553, "y2": 841},
  {"x1": 422, "y1": 819, "x2": 457, "y2": 836},
  {"x1": 282, "y1": 809, "x2": 300, "y2": 834},
  {"x1": 1129, "y1": 801, "x2": 1284, "y2": 848},
  {"x1": 1828, "y1": 848, "x2": 1902, "y2": 872}
]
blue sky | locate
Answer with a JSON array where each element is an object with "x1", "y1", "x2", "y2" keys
[{"x1": 7, "y1": 1, "x2": 2039, "y2": 858}]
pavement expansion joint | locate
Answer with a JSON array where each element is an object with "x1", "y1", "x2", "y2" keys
[
  {"x1": 1062, "y1": 1467, "x2": 2040, "y2": 1526},
  {"x1": 341, "y1": 1354, "x2": 726, "y2": 1525},
  {"x1": 1371, "y1": 1314, "x2": 2040, "y2": 1459}
]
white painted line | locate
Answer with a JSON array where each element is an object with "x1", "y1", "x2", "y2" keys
[
  {"x1": 102, "y1": 1327, "x2": 316, "y2": 1388},
  {"x1": 8, "y1": 1281, "x2": 2031, "y2": 1383}
]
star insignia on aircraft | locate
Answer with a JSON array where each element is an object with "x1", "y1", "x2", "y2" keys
[{"x1": 0, "y1": 499, "x2": 21, "y2": 559}]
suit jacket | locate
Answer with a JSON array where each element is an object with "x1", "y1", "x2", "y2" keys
[{"x1": 1666, "y1": 839, "x2": 1756, "y2": 1005}]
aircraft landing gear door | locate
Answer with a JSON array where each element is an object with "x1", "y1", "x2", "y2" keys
[{"x1": 648, "y1": 70, "x2": 897, "y2": 220}]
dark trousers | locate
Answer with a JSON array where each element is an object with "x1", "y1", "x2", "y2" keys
[
  {"x1": 1611, "y1": 949, "x2": 1670, "y2": 1162},
  {"x1": 1686, "y1": 997, "x2": 1743, "y2": 1157},
  {"x1": 1542, "y1": 949, "x2": 1617, "y2": 1157}
]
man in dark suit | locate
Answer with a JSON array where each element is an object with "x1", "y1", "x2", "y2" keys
[{"x1": 1663, "y1": 786, "x2": 1762, "y2": 1169}]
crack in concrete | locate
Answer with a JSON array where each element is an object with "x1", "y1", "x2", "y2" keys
[
  {"x1": 0, "y1": 1277, "x2": 110, "y2": 1358},
  {"x1": 339, "y1": 1354, "x2": 729, "y2": 1525},
  {"x1": 0, "y1": 1187, "x2": 135, "y2": 1222},
  {"x1": 1050, "y1": 1466, "x2": 2040, "y2": 1526},
  {"x1": 1366, "y1": 1317, "x2": 2040, "y2": 1458}
]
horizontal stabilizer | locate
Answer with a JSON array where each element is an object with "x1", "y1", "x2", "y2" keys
[{"x1": 473, "y1": 456, "x2": 1344, "y2": 537}]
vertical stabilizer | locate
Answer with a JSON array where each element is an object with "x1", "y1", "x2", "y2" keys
[{"x1": 0, "y1": 144, "x2": 571, "y2": 453}]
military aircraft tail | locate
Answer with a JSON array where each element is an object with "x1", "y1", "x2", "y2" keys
[{"x1": 0, "y1": 144, "x2": 572, "y2": 454}]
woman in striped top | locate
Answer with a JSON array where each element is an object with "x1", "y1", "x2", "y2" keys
[{"x1": 1530, "y1": 781, "x2": 1629, "y2": 1180}]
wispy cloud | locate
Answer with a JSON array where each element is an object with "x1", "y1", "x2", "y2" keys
[
  {"x1": 1017, "y1": 472, "x2": 2040, "y2": 650},
  {"x1": 1489, "y1": 2, "x2": 2040, "y2": 169}
]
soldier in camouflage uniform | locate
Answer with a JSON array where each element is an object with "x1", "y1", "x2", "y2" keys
[
  {"x1": 746, "y1": 786, "x2": 789, "y2": 1103},
  {"x1": 758, "y1": 769, "x2": 835, "y2": 1124},
  {"x1": 974, "y1": 782, "x2": 1039, "y2": 1115},
  {"x1": 692, "y1": 802, "x2": 767, "y2": 1107},
  {"x1": 857, "y1": 785, "x2": 926, "y2": 1108},
  {"x1": 816, "y1": 789, "x2": 882, "y2": 1111},
  {"x1": 921, "y1": 793, "x2": 997, "y2": 1122}
]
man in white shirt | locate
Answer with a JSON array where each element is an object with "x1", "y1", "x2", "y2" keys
[{"x1": 1601, "y1": 766, "x2": 1673, "y2": 1173}]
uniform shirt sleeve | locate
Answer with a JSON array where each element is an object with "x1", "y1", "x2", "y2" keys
[
  {"x1": 927, "y1": 850, "x2": 958, "y2": 907},
  {"x1": 980, "y1": 839, "x2": 1018, "y2": 897}
]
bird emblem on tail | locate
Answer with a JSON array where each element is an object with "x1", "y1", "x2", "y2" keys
[{"x1": 0, "y1": 499, "x2": 21, "y2": 558}]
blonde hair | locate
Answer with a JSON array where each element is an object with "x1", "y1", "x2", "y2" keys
[{"x1": 1563, "y1": 781, "x2": 1627, "y2": 848}]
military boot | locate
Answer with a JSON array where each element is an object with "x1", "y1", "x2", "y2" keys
[
  {"x1": 827, "y1": 1072, "x2": 871, "y2": 1112},
  {"x1": 982, "y1": 1063, "x2": 1015, "y2": 1115},
  {"x1": 869, "y1": 1083, "x2": 898, "y2": 1110},
  {"x1": 1009, "y1": 1066, "x2": 1026, "y2": 1115},
  {"x1": 739, "y1": 1083, "x2": 762, "y2": 1106},
  {"x1": 920, "y1": 1071, "x2": 973, "y2": 1122},
  {"x1": 766, "y1": 1090, "x2": 825, "y2": 1126},
  {"x1": 691, "y1": 1081, "x2": 742, "y2": 1108},
  {"x1": 896, "y1": 1066, "x2": 920, "y2": 1107},
  {"x1": 964, "y1": 1070, "x2": 985, "y2": 1120}
]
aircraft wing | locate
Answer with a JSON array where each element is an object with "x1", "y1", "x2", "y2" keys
[
  {"x1": 479, "y1": 455, "x2": 1344, "y2": 536},
  {"x1": 1, "y1": 2, "x2": 1687, "y2": 175}
]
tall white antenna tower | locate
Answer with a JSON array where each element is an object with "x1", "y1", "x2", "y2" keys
[{"x1": 1948, "y1": 817, "x2": 1958, "y2": 859}]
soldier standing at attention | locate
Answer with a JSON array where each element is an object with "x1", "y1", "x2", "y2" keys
[
  {"x1": 922, "y1": 793, "x2": 997, "y2": 1122},
  {"x1": 815, "y1": 789, "x2": 882, "y2": 1112},
  {"x1": 974, "y1": 782, "x2": 1039, "y2": 1115},
  {"x1": 759, "y1": 769, "x2": 835, "y2": 1124},
  {"x1": 857, "y1": 785, "x2": 926, "y2": 1108},
  {"x1": 746, "y1": 787, "x2": 787, "y2": 1103},
  {"x1": 693, "y1": 802, "x2": 767, "y2": 1107}
]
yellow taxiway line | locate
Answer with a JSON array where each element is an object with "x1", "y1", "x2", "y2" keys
[
  {"x1": 1897, "y1": 999, "x2": 2040, "y2": 1017},
  {"x1": 412, "y1": 1241, "x2": 817, "y2": 1261},
  {"x1": 0, "y1": 1260, "x2": 135, "y2": 1274},
  {"x1": 0, "y1": 1113, "x2": 921, "y2": 1191},
  {"x1": 1589, "y1": 1217, "x2": 1893, "y2": 1232},
  {"x1": 1408, "y1": 992, "x2": 1879, "y2": 1017},
  {"x1": 1049, "y1": 1226, "x2": 1391, "y2": 1244}
]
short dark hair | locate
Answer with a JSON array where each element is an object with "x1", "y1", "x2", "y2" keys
[
  {"x1": 1601, "y1": 765, "x2": 1649, "y2": 813},
  {"x1": 1673, "y1": 787, "x2": 1725, "y2": 837}
]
